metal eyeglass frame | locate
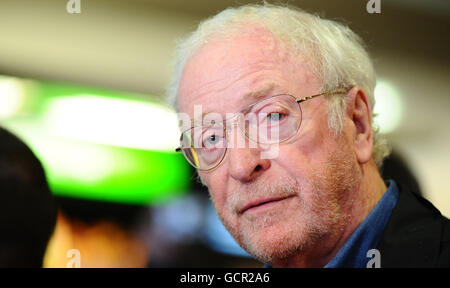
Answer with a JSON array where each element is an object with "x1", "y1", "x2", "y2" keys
[{"x1": 175, "y1": 88, "x2": 349, "y2": 171}]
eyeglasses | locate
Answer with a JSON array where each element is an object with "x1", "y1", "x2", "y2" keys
[{"x1": 175, "y1": 88, "x2": 349, "y2": 171}]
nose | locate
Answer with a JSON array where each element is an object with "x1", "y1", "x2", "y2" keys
[{"x1": 226, "y1": 123, "x2": 271, "y2": 182}]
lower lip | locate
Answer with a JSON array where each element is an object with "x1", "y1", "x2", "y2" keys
[{"x1": 243, "y1": 197, "x2": 293, "y2": 214}]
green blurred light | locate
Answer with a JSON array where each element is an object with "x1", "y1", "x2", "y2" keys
[
  {"x1": 1, "y1": 78, "x2": 191, "y2": 205},
  {"x1": 44, "y1": 94, "x2": 180, "y2": 151},
  {"x1": 5, "y1": 121, "x2": 190, "y2": 205}
]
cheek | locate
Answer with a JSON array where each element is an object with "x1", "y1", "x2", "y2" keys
[
  {"x1": 200, "y1": 170, "x2": 229, "y2": 210},
  {"x1": 273, "y1": 122, "x2": 343, "y2": 207},
  {"x1": 276, "y1": 121, "x2": 334, "y2": 176}
]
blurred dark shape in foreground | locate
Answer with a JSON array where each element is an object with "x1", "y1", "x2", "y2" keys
[{"x1": 0, "y1": 127, "x2": 58, "y2": 267}]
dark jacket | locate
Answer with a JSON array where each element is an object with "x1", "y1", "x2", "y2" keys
[{"x1": 376, "y1": 183, "x2": 450, "y2": 267}]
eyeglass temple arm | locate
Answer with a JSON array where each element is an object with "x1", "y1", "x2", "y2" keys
[{"x1": 296, "y1": 88, "x2": 349, "y2": 103}]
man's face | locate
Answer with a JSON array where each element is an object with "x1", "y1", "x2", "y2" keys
[{"x1": 177, "y1": 31, "x2": 361, "y2": 266}]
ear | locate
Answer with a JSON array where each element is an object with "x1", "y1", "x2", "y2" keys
[{"x1": 346, "y1": 87, "x2": 373, "y2": 164}]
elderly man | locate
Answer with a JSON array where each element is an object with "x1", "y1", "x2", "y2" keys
[{"x1": 170, "y1": 4, "x2": 450, "y2": 267}]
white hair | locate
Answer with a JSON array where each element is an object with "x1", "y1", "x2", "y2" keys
[{"x1": 167, "y1": 3, "x2": 390, "y2": 168}]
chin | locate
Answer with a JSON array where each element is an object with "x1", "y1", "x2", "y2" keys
[{"x1": 238, "y1": 219, "x2": 311, "y2": 264}]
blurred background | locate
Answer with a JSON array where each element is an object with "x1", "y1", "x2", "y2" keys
[{"x1": 0, "y1": 0, "x2": 449, "y2": 267}]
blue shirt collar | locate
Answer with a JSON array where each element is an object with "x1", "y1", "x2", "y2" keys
[{"x1": 324, "y1": 180, "x2": 399, "y2": 268}]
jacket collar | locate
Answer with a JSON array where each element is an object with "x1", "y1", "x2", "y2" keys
[{"x1": 376, "y1": 182, "x2": 444, "y2": 267}]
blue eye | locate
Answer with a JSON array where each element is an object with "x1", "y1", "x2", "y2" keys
[
  {"x1": 207, "y1": 135, "x2": 218, "y2": 144},
  {"x1": 203, "y1": 134, "x2": 222, "y2": 148},
  {"x1": 267, "y1": 112, "x2": 283, "y2": 122}
]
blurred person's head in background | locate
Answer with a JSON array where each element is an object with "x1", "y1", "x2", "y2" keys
[
  {"x1": 0, "y1": 127, "x2": 58, "y2": 267},
  {"x1": 381, "y1": 150, "x2": 422, "y2": 196}
]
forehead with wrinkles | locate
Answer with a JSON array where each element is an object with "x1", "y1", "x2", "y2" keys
[{"x1": 177, "y1": 27, "x2": 318, "y2": 117}]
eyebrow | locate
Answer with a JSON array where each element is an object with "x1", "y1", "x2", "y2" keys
[
  {"x1": 191, "y1": 82, "x2": 280, "y2": 127},
  {"x1": 242, "y1": 82, "x2": 278, "y2": 100}
]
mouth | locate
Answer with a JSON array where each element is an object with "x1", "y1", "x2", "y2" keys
[{"x1": 239, "y1": 195, "x2": 295, "y2": 215}]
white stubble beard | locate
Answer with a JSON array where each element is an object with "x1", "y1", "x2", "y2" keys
[{"x1": 210, "y1": 141, "x2": 359, "y2": 265}]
